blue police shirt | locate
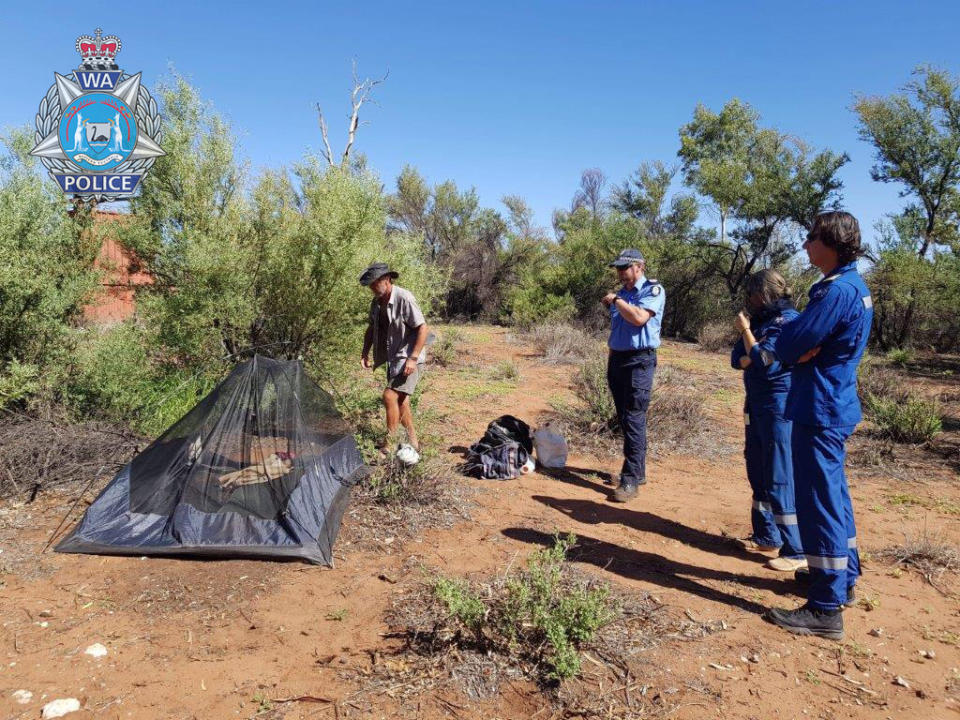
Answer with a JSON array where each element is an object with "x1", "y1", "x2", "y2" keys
[
  {"x1": 774, "y1": 263, "x2": 873, "y2": 427},
  {"x1": 608, "y1": 277, "x2": 665, "y2": 351},
  {"x1": 731, "y1": 302, "x2": 799, "y2": 414}
]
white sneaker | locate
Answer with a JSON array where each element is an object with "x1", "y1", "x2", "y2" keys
[
  {"x1": 395, "y1": 443, "x2": 420, "y2": 467},
  {"x1": 767, "y1": 556, "x2": 808, "y2": 572}
]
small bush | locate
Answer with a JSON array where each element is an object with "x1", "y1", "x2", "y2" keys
[
  {"x1": 433, "y1": 577, "x2": 486, "y2": 634},
  {"x1": 697, "y1": 320, "x2": 739, "y2": 353},
  {"x1": 0, "y1": 359, "x2": 40, "y2": 410},
  {"x1": 857, "y1": 356, "x2": 899, "y2": 400},
  {"x1": 886, "y1": 348, "x2": 914, "y2": 367},
  {"x1": 879, "y1": 526, "x2": 960, "y2": 588},
  {"x1": 489, "y1": 359, "x2": 520, "y2": 382},
  {"x1": 431, "y1": 329, "x2": 461, "y2": 367},
  {"x1": 648, "y1": 366, "x2": 708, "y2": 452},
  {"x1": 527, "y1": 323, "x2": 599, "y2": 365},
  {"x1": 505, "y1": 286, "x2": 576, "y2": 329},
  {"x1": 865, "y1": 392, "x2": 942, "y2": 443},
  {"x1": 430, "y1": 534, "x2": 618, "y2": 682},
  {"x1": 361, "y1": 452, "x2": 446, "y2": 507},
  {"x1": 571, "y1": 355, "x2": 617, "y2": 430},
  {"x1": 65, "y1": 323, "x2": 221, "y2": 437}
]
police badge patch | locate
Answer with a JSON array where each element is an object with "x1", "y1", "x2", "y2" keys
[{"x1": 29, "y1": 29, "x2": 164, "y2": 201}]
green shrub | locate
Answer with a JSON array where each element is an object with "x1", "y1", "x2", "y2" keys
[
  {"x1": 124, "y1": 77, "x2": 444, "y2": 373},
  {"x1": 866, "y1": 393, "x2": 942, "y2": 443},
  {"x1": 489, "y1": 359, "x2": 520, "y2": 382},
  {"x1": 431, "y1": 534, "x2": 618, "y2": 683},
  {"x1": 0, "y1": 359, "x2": 40, "y2": 410},
  {"x1": 886, "y1": 348, "x2": 914, "y2": 367},
  {"x1": 431, "y1": 329, "x2": 461, "y2": 367},
  {"x1": 571, "y1": 355, "x2": 617, "y2": 429},
  {"x1": 66, "y1": 323, "x2": 221, "y2": 436},
  {"x1": 0, "y1": 128, "x2": 99, "y2": 404},
  {"x1": 505, "y1": 284, "x2": 576, "y2": 329},
  {"x1": 434, "y1": 577, "x2": 486, "y2": 633}
]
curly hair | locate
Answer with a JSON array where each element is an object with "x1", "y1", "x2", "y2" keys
[{"x1": 809, "y1": 211, "x2": 863, "y2": 264}]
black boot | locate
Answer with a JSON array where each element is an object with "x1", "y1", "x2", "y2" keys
[
  {"x1": 794, "y1": 567, "x2": 856, "y2": 605},
  {"x1": 764, "y1": 603, "x2": 844, "y2": 640}
]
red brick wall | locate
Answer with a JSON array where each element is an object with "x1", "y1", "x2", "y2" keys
[{"x1": 82, "y1": 211, "x2": 153, "y2": 326}]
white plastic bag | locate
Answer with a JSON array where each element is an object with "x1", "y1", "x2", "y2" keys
[{"x1": 533, "y1": 423, "x2": 568, "y2": 468}]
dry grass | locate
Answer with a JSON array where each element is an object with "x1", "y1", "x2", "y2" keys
[
  {"x1": 550, "y1": 357, "x2": 728, "y2": 460},
  {"x1": 340, "y1": 452, "x2": 473, "y2": 553},
  {"x1": 648, "y1": 366, "x2": 718, "y2": 456},
  {"x1": 430, "y1": 328, "x2": 462, "y2": 367},
  {"x1": 527, "y1": 323, "x2": 602, "y2": 365},
  {"x1": 857, "y1": 358, "x2": 900, "y2": 399},
  {"x1": 878, "y1": 525, "x2": 960, "y2": 593},
  {"x1": 697, "y1": 321, "x2": 739, "y2": 354},
  {"x1": 0, "y1": 409, "x2": 141, "y2": 501}
]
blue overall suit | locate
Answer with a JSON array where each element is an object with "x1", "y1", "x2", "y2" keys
[
  {"x1": 607, "y1": 277, "x2": 666, "y2": 487},
  {"x1": 774, "y1": 262, "x2": 873, "y2": 611},
  {"x1": 731, "y1": 299, "x2": 804, "y2": 559}
]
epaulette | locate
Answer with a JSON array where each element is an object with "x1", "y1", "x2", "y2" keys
[{"x1": 645, "y1": 279, "x2": 662, "y2": 296}]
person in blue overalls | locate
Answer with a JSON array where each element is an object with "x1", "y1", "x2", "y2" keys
[
  {"x1": 764, "y1": 211, "x2": 872, "y2": 641},
  {"x1": 602, "y1": 249, "x2": 666, "y2": 503},
  {"x1": 731, "y1": 270, "x2": 806, "y2": 572}
]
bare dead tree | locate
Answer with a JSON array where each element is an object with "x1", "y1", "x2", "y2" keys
[
  {"x1": 572, "y1": 168, "x2": 607, "y2": 217},
  {"x1": 316, "y1": 62, "x2": 389, "y2": 168}
]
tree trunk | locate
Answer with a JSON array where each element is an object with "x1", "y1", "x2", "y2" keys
[{"x1": 899, "y1": 225, "x2": 934, "y2": 347}]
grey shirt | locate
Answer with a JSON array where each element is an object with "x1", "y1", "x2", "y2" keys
[{"x1": 368, "y1": 285, "x2": 426, "y2": 376}]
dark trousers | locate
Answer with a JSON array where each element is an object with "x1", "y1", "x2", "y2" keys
[{"x1": 607, "y1": 350, "x2": 656, "y2": 486}]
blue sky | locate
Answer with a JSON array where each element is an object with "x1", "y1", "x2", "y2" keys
[{"x1": 5, "y1": 1, "x2": 959, "y2": 244}]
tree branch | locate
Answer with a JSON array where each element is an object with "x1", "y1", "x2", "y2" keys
[
  {"x1": 315, "y1": 103, "x2": 335, "y2": 167},
  {"x1": 342, "y1": 63, "x2": 389, "y2": 166}
]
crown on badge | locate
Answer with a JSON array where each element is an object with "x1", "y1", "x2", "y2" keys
[{"x1": 75, "y1": 28, "x2": 122, "y2": 69}]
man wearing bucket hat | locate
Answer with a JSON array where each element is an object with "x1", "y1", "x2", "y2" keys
[
  {"x1": 359, "y1": 262, "x2": 429, "y2": 460},
  {"x1": 602, "y1": 249, "x2": 665, "y2": 503}
]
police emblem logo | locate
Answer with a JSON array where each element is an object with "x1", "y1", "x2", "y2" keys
[{"x1": 29, "y1": 29, "x2": 164, "y2": 201}]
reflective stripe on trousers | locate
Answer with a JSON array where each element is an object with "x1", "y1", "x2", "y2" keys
[
  {"x1": 744, "y1": 410, "x2": 804, "y2": 557},
  {"x1": 792, "y1": 423, "x2": 861, "y2": 610}
]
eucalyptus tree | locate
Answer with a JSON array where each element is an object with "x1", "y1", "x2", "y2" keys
[
  {"x1": 855, "y1": 66, "x2": 960, "y2": 346},
  {"x1": 678, "y1": 99, "x2": 849, "y2": 302}
]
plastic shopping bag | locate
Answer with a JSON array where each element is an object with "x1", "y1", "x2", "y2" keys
[{"x1": 533, "y1": 423, "x2": 568, "y2": 468}]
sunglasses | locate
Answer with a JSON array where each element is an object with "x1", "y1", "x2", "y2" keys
[{"x1": 803, "y1": 232, "x2": 820, "y2": 247}]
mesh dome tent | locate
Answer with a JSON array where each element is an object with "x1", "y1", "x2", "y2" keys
[{"x1": 56, "y1": 355, "x2": 366, "y2": 565}]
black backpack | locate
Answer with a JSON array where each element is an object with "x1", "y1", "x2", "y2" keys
[{"x1": 465, "y1": 415, "x2": 533, "y2": 480}]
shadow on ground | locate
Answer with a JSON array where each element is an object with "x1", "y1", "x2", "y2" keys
[{"x1": 502, "y1": 526, "x2": 801, "y2": 615}]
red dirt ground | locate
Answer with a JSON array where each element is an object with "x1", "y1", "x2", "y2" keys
[{"x1": 1, "y1": 326, "x2": 957, "y2": 719}]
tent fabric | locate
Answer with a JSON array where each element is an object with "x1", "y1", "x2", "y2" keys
[{"x1": 56, "y1": 355, "x2": 366, "y2": 565}]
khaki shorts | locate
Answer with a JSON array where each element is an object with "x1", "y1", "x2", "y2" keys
[{"x1": 387, "y1": 362, "x2": 423, "y2": 395}]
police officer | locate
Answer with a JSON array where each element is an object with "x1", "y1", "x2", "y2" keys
[
  {"x1": 764, "y1": 211, "x2": 872, "y2": 641},
  {"x1": 602, "y1": 249, "x2": 665, "y2": 503},
  {"x1": 731, "y1": 270, "x2": 805, "y2": 572}
]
